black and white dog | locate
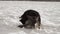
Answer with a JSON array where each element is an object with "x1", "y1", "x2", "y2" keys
[{"x1": 18, "y1": 10, "x2": 41, "y2": 29}]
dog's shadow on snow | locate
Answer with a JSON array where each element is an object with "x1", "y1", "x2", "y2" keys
[
  {"x1": 17, "y1": 27, "x2": 40, "y2": 34},
  {"x1": 18, "y1": 27, "x2": 34, "y2": 33}
]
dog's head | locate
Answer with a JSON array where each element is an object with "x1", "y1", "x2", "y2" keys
[
  {"x1": 24, "y1": 15, "x2": 39, "y2": 29},
  {"x1": 19, "y1": 10, "x2": 41, "y2": 29}
]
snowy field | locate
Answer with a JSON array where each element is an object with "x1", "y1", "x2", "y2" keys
[{"x1": 0, "y1": 1, "x2": 60, "y2": 34}]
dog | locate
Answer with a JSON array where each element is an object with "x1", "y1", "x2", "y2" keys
[{"x1": 18, "y1": 10, "x2": 41, "y2": 29}]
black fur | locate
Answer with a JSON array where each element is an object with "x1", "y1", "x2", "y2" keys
[{"x1": 18, "y1": 10, "x2": 41, "y2": 29}]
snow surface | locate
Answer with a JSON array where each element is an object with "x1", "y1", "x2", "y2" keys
[{"x1": 0, "y1": 1, "x2": 60, "y2": 34}]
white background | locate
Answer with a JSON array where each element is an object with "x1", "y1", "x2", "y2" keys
[{"x1": 0, "y1": 1, "x2": 60, "y2": 34}]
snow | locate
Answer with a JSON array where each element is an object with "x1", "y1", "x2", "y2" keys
[{"x1": 0, "y1": 1, "x2": 60, "y2": 34}]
